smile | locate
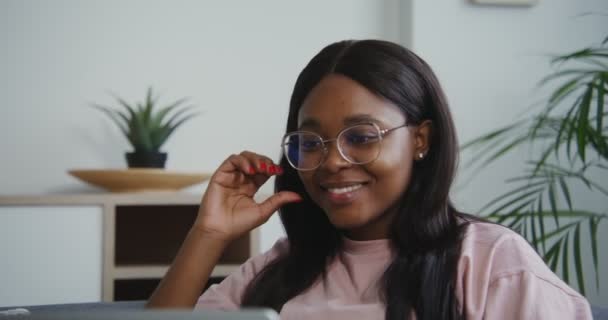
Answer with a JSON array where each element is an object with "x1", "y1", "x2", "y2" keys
[
  {"x1": 320, "y1": 182, "x2": 367, "y2": 205},
  {"x1": 327, "y1": 184, "x2": 364, "y2": 195}
]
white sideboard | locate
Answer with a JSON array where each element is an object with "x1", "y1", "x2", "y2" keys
[
  {"x1": 0, "y1": 205, "x2": 102, "y2": 307},
  {"x1": 0, "y1": 193, "x2": 261, "y2": 306}
]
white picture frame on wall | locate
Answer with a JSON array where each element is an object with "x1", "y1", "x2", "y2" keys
[{"x1": 471, "y1": 0, "x2": 538, "y2": 6}]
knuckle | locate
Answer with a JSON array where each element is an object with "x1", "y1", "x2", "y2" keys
[{"x1": 270, "y1": 195, "x2": 282, "y2": 207}]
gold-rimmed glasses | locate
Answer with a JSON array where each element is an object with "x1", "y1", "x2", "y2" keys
[{"x1": 281, "y1": 122, "x2": 408, "y2": 171}]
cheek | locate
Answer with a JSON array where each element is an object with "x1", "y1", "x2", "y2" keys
[
  {"x1": 369, "y1": 141, "x2": 415, "y2": 196},
  {"x1": 371, "y1": 157, "x2": 413, "y2": 191}
]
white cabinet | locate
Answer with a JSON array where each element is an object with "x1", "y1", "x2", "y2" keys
[
  {"x1": 0, "y1": 193, "x2": 260, "y2": 306},
  {"x1": 0, "y1": 206, "x2": 103, "y2": 307}
]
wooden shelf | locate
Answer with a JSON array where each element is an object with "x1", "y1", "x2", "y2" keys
[{"x1": 0, "y1": 192, "x2": 202, "y2": 206}]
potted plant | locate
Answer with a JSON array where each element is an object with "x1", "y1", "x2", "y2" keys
[
  {"x1": 462, "y1": 36, "x2": 607, "y2": 296},
  {"x1": 92, "y1": 87, "x2": 198, "y2": 168}
]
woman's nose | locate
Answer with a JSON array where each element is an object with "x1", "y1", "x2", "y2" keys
[{"x1": 319, "y1": 141, "x2": 351, "y2": 172}]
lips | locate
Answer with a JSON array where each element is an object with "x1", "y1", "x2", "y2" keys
[
  {"x1": 319, "y1": 181, "x2": 368, "y2": 205},
  {"x1": 326, "y1": 183, "x2": 363, "y2": 194}
]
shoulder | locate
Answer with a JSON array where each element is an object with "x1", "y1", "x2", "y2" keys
[
  {"x1": 461, "y1": 219, "x2": 524, "y2": 246},
  {"x1": 460, "y1": 222, "x2": 550, "y2": 278},
  {"x1": 460, "y1": 222, "x2": 556, "y2": 277},
  {"x1": 458, "y1": 221, "x2": 586, "y2": 301},
  {"x1": 457, "y1": 222, "x2": 591, "y2": 318}
]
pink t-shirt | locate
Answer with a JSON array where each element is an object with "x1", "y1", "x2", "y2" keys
[{"x1": 196, "y1": 222, "x2": 592, "y2": 319}]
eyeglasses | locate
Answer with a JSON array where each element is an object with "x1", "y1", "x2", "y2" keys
[{"x1": 281, "y1": 122, "x2": 408, "y2": 171}]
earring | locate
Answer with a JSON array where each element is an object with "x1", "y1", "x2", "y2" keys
[{"x1": 418, "y1": 152, "x2": 425, "y2": 159}]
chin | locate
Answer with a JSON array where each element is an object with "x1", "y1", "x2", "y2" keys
[{"x1": 324, "y1": 209, "x2": 369, "y2": 230}]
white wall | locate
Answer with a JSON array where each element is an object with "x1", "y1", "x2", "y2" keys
[
  {"x1": 0, "y1": 0, "x2": 401, "y2": 253},
  {"x1": 412, "y1": 0, "x2": 608, "y2": 306},
  {"x1": 0, "y1": 0, "x2": 400, "y2": 193},
  {"x1": 1, "y1": 0, "x2": 607, "y2": 306}
]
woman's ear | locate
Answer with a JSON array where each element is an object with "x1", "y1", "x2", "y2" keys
[{"x1": 413, "y1": 120, "x2": 432, "y2": 160}]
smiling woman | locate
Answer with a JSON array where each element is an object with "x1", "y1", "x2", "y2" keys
[
  {"x1": 146, "y1": 40, "x2": 592, "y2": 320},
  {"x1": 291, "y1": 74, "x2": 425, "y2": 239}
]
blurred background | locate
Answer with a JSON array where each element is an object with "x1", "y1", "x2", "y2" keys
[{"x1": 1, "y1": 0, "x2": 606, "y2": 307}]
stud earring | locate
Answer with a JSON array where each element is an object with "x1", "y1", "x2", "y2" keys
[{"x1": 418, "y1": 152, "x2": 425, "y2": 159}]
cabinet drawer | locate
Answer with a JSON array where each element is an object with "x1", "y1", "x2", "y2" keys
[{"x1": 0, "y1": 206, "x2": 103, "y2": 307}]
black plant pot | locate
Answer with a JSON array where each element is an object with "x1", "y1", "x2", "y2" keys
[{"x1": 125, "y1": 151, "x2": 167, "y2": 169}]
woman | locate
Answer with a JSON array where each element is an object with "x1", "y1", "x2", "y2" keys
[{"x1": 147, "y1": 40, "x2": 591, "y2": 319}]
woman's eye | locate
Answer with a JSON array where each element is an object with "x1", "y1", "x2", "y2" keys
[
  {"x1": 346, "y1": 134, "x2": 379, "y2": 145},
  {"x1": 300, "y1": 140, "x2": 322, "y2": 151}
]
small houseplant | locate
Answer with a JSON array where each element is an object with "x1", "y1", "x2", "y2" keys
[
  {"x1": 92, "y1": 87, "x2": 198, "y2": 168},
  {"x1": 462, "y1": 36, "x2": 607, "y2": 296}
]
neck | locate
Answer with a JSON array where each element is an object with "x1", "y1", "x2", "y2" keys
[{"x1": 343, "y1": 209, "x2": 397, "y2": 241}]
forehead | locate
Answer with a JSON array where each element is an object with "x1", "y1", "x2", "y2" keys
[{"x1": 297, "y1": 74, "x2": 405, "y2": 129}]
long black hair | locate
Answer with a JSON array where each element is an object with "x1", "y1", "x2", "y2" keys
[{"x1": 242, "y1": 40, "x2": 471, "y2": 320}]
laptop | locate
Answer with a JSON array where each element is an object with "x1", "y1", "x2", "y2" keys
[{"x1": 26, "y1": 309, "x2": 279, "y2": 320}]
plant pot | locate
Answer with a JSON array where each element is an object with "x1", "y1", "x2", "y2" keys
[{"x1": 125, "y1": 151, "x2": 167, "y2": 169}]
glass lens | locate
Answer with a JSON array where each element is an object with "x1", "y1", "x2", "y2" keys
[
  {"x1": 338, "y1": 124, "x2": 382, "y2": 164},
  {"x1": 283, "y1": 132, "x2": 325, "y2": 170}
]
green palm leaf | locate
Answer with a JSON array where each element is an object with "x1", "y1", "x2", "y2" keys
[
  {"x1": 561, "y1": 232, "x2": 570, "y2": 284},
  {"x1": 573, "y1": 224, "x2": 585, "y2": 296},
  {"x1": 596, "y1": 75, "x2": 606, "y2": 133},
  {"x1": 576, "y1": 84, "x2": 593, "y2": 162},
  {"x1": 590, "y1": 217, "x2": 600, "y2": 291}
]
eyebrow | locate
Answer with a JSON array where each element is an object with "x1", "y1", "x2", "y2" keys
[
  {"x1": 343, "y1": 114, "x2": 383, "y2": 126},
  {"x1": 298, "y1": 113, "x2": 383, "y2": 130}
]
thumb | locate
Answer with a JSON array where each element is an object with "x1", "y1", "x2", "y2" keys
[{"x1": 258, "y1": 191, "x2": 302, "y2": 219}]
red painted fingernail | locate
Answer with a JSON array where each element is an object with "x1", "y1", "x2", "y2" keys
[
  {"x1": 276, "y1": 166, "x2": 283, "y2": 174},
  {"x1": 248, "y1": 167, "x2": 256, "y2": 174},
  {"x1": 260, "y1": 162, "x2": 267, "y2": 171}
]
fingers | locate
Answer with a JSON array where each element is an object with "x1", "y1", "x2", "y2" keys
[
  {"x1": 257, "y1": 191, "x2": 302, "y2": 220},
  {"x1": 212, "y1": 151, "x2": 285, "y2": 192},
  {"x1": 240, "y1": 151, "x2": 283, "y2": 176},
  {"x1": 218, "y1": 151, "x2": 282, "y2": 176}
]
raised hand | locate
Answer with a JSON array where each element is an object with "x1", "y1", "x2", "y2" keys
[{"x1": 193, "y1": 151, "x2": 302, "y2": 242}]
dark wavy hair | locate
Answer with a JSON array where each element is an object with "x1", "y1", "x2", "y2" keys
[{"x1": 242, "y1": 40, "x2": 472, "y2": 320}]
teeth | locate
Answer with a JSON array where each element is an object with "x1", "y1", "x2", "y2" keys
[{"x1": 327, "y1": 184, "x2": 363, "y2": 194}]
